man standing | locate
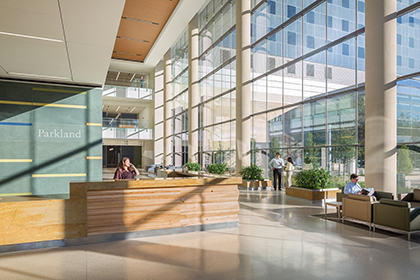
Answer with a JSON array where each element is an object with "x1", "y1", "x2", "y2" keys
[
  {"x1": 269, "y1": 153, "x2": 284, "y2": 191},
  {"x1": 295, "y1": 154, "x2": 302, "y2": 169}
]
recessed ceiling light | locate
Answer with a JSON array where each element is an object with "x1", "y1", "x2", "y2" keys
[
  {"x1": 116, "y1": 106, "x2": 120, "y2": 112},
  {"x1": 130, "y1": 73, "x2": 136, "y2": 82},
  {"x1": 0, "y1": 31, "x2": 63, "y2": 43},
  {"x1": 130, "y1": 107, "x2": 136, "y2": 113},
  {"x1": 115, "y1": 72, "x2": 120, "y2": 80},
  {"x1": 8, "y1": 72, "x2": 71, "y2": 81}
]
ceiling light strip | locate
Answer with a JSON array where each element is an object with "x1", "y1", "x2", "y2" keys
[
  {"x1": 116, "y1": 36, "x2": 149, "y2": 43},
  {"x1": 113, "y1": 51, "x2": 142, "y2": 56},
  {"x1": 0, "y1": 31, "x2": 63, "y2": 42},
  {"x1": 9, "y1": 72, "x2": 71, "y2": 81},
  {"x1": 121, "y1": 16, "x2": 159, "y2": 25},
  {"x1": 115, "y1": 72, "x2": 120, "y2": 81}
]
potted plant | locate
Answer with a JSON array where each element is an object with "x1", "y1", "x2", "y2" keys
[
  {"x1": 185, "y1": 162, "x2": 200, "y2": 172},
  {"x1": 286, "y1": 168, "x2": 340, "y2": 204},
  {"x1": 207, "y1": 163, "x2": 227, "y2": 174},
  {"x1": 238, "y1": 164, "x2": 272, "y2": 190}
]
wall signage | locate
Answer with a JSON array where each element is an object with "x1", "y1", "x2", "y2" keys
[{"x1": 38, "y1": 129, "x2": 82, "y2": 138}]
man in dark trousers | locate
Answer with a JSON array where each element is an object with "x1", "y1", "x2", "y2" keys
[{"x1": 269, "y1": 153, "x2": 284, "y2": 191}]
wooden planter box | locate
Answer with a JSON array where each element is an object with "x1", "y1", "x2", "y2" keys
[
  {"x1": 286, "y1": 186, "x2": 340, "y2": 204},
  {"x1": 239, "y1": 180, "x2": 272, "y2": 190}
]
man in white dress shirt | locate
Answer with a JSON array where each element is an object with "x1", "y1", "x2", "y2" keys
[{"x1": 269, "y1": 153, "x2": 284, "y2": 191}]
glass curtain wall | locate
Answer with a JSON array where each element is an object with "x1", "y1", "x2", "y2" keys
[
  {"x1": 198, "y1": 0, "x2": 237, "y2": 172},
  {"x1": 165, "y1": 0, "x2": 420, "y2": 192},
  {"x1": 395, "y1": 3, "x2": 420, "y2": 194},
  {"x1": 250, "y1": 0, "x2": 365, "y2": 186},
  {"x1": 171, "y1": 30, "x2": 189, "y2": 166}
]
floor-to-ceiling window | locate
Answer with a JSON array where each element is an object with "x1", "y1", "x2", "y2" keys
[
  {"x1": 164, "y1": 0, "x2": 420, "y2": 192},
  {"x1": 395, "y1": 2, "x2": 420, "y2": 193},
  {"x1": 170, "y1": 30, "x2": 189, "y2": 166},
  {"x1": 198, "y1": 0, "x2": 237, "y2": 172},
  {"x1": 249, "y1": 0, "x2": 365, "y2": 184}
]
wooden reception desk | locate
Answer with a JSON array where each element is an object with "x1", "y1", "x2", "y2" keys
[{"x1": 0, "y1": 173, "x2": 241, "y2": 248}]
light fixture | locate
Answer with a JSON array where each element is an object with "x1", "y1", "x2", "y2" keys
[
  {"x1": 116, "y1": 106, "x2": 120, "y2": 112},
  {"x1": 115, "y1": 72, "x2": 120, "y2": 81},
  {"x1": 8, "y1": 72, "x2": 71, "y2": 81},
  {"x1": 130, "y1": 73, "x2": 136, "y2": 82},
  {"x1": 0, "y1": 31, "x2": 63, "y2": 43},
  {"x1": 129, "y1": 107, "x2": 136, "y2": 113}
]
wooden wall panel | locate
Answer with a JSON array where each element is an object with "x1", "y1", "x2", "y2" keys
[{"x1": 0, "y1": 178, "x2": 240, "y2": 246}]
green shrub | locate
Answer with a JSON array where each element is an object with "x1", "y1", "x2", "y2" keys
[
  {"x1": 295, "y1": 168, "x2": 332, "y2": 189},
  {"x1": 239, "y1": 164, "x2": 264, "y2": 181},
  {"x1": 185, "y1": 162, "x2": 200, "y2": 171},
  {"x1": 207, "y1": 163, "x2": 227, "y2": 174}
]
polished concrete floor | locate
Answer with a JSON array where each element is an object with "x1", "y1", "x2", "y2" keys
[{"x1": 1, "y1": 190, "x2": 420, "y2": 280}]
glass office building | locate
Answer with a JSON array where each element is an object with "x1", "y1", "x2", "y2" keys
[{"x1": 158, "y1": 0, "x2": 420, "y2": 194}]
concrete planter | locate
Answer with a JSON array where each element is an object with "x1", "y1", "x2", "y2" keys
[
  {"x1": 286, "y1": 186, "x2": 340, "y2": 204},
  {"x1": 239, "y1": 180, "x2": 272, "y2": 190}
]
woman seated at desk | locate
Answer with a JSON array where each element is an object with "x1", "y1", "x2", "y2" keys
[{"x1": 114, "y1": 157, "x2": 139, "y2": 180}]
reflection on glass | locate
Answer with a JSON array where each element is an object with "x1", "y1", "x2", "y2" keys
[
  {"x1": 303, "y1": 51, "x2": 326, "y2": 100},
  {"x1": 397, "y1": 9, "x2": 420, "y2": 76}
]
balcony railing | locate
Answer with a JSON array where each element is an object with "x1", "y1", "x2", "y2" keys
[
  {"x1": 102, "y1": 118, "x2": 152, "y2": 129},
  {"x1": 102, "y1": 85, "x2": 153, "y2": 100},
  {"x1": 102, "y1": 118, "x2": 153, "y2": 140},
  {"x1": 102, "y1": 127, "x2": 153, "y2": 140}
]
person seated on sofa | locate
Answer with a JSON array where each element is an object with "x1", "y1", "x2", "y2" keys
[{"x1": 344, "y1": 173, "x2": 375, "y2": 196}]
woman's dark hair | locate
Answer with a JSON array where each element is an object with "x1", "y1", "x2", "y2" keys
[
  {"x1": 117, "y1": 157, "x2": 130, "y2": 169},
  {"x1": 287, "y1": 157, "x2": 293, "y2": 164}
]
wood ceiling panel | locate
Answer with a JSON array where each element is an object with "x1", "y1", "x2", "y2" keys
[
  {"x1": 112, "y1": 0, "x2": 180, "y2": 62},
  {"x1": 117, "y1": 20, "x2": 161, "y2": 42},
  {"x1": 122, "y1": 0, "x2": 179, "y2": 24},
  {"x1": 114, "y1": 38, "x2": 149, "y2": 53}
]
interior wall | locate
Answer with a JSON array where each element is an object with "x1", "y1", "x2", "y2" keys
[{"x1": 0, "y1": 80, "x2": 102, "y2": 196}]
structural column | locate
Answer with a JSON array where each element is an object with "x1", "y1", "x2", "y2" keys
[
  {"x1": 188, "y1": 14, "x2": 199, "y2": 163},
  {"x1": 153, "y1": 60, "x2": 165, "y2": 164},
  {"x1": 236, "y1": 0, "x2": 251, "y2": 172},
  {"x1": 164, "y1": 50, "x2": 173, "y2": 166},
  {"x1": 365, "y1": 0, "x2": 397, "y2": 194}
]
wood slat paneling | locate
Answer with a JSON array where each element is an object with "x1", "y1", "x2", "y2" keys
[{"x1": 87, "y1": 185, "x2": 239, "y2": 236}]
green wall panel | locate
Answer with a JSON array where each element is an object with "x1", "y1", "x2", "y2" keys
[
  {"x1": 0, "y1": 140, "x2": 32, "y2": 159},
  {"x1": 0, "y1": 81, "x2": 102, "y2": 196},
  {"x1": 33, "y1": 107, "x2": 86, "y2": 125},
  {"x1": 32, "y1": 177, "x2": 86, "y2": 195},
  {"x1": 0, "y1": 177, "x2": 32, "y2": 195},
  {"x1": 0, "y1": 126, "x2": 32, "y2": 141},
  {"x1": 0, "y1": 104, "x2": 33, "y2": 123}
]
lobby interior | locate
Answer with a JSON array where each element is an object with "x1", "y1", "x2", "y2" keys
[{"x1": 2, "y1": 0, "x2": 420, "y2": 279}]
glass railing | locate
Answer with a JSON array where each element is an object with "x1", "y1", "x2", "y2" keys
[
  {"x1": 102, "y1": 118, "x2": 153, "y2": 140},
  {"x1": 102, "y1": 118, "x2": 152, "y2": 129},
  {"x1": 102, "y1": 85, "x2": 153, "y2": 99},
  {"x1": 102, "y1": 127, "x2": 153, "y2": 140}
]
